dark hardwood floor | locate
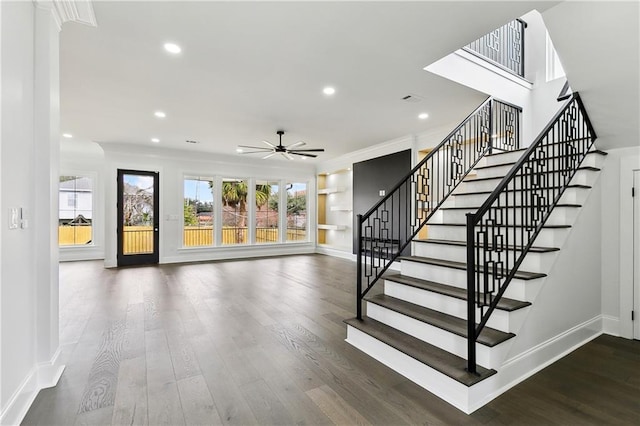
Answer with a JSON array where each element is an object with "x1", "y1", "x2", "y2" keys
[{"x1": 22, "y1": 255, "x2": 640, "y2": 425}]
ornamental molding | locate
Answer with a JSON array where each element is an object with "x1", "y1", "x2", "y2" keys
[{"x1": 35, "y1": 0, "x2": 97, "y2": 30}]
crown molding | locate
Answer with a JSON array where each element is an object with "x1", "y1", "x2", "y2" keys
[{"x1": 35, "y1": 0, "x2": 97, "y2": 31}]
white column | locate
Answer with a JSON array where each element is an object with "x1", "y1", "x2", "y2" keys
[{"x1": 33, "y1": 1, "x2": 63, "y2": 381}]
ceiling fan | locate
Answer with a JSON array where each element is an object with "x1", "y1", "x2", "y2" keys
[{"x1": 237, "y1": 130, "x2": 325, "y2": 160}]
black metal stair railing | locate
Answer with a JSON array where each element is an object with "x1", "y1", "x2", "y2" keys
[
  {"x1": 465, "y1": 93, "x2": 597, "y2": 374},
  {"x1": 464, "y1": 19, "x2": 526, "y2": 78},
  {"x1": 356, "y1": 98, "x2": 522, "y2": 319}
]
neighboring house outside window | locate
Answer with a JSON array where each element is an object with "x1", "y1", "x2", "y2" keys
[{"x1": 59, "y1": 175, "x2": 93, "y2": 246}]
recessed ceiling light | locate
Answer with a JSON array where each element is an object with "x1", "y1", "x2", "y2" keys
[
  {"x1": 418, "y1": 113, "x2": 429, "y2": 120},
  {"x1": 62, "y1": 133, "x2": 73, "y2": 138},
  {"x1": 236, "y1": 148, "x2": 243, "y2": 153},
  {"x1": 323, "y1": 87, "x2": 336, "y2": 96},
  {"x1": 301, "y1": 156, "x2": 307, "y2": 160},
  {"x1": 163, "y1": 43, "x2": 182, "y2": 54},
  {"x1": 154, "y1": 111, "x2": 166, "y2": 118},
  {"x1": 151, "y1": 138, "x2": 160, "y2": 143}
]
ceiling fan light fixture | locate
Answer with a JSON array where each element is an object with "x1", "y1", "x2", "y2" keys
[{"x1": 237, "y1": 130, "x2": 324, "y2": 160}]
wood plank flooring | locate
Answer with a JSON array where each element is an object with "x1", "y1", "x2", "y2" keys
[{"x1": 22, "y1": 254, "x2": 640, "y2": 425}]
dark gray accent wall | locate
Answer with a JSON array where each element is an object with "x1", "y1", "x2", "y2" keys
[{"x1": 352, "y1": 149, "x2": 412, "y2": 254}]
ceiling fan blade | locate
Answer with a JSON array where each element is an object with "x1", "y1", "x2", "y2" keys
[
  {"x1": 290, "y1": 152, "x2": 318, "y2": 158},
  {"x1": 287, "y1": 141, "x2": 306, "y2": 149},
  {"x1": 262, "y1": 140, "x2": 276, "y2": 148},
  {"x1": 288, "y1": 148, "x2": 325, "y2": 152},
  {"x1": 281, "y1": 152, "x2": 294, "y2": 161},
  {"x1": 262, "y1": 152, "x2": 276, "y2": 159},
  {"x1": 240, "y1": 150, "x2": 275, "y2": 154},
  {"x1": 238, "y1": 145, "x2": 272, "y2": 151}
]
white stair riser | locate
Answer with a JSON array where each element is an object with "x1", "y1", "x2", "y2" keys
[
  {"x1": 476, "y1": 151, "x2": 523, "y2": 167},
  {"x1": 437, "y1": 206, "x2": 578, "y2": 226},
  {"x1": 447, "y1": 187, "x2": 589, "y2": 208},
  {"x1": 426, "y1": 225, "x2": 570, "y2": 248},
  {"x1": 366, "y1": 302, "x2": 509, "y2": 370},
  {"x1": 475, "y1": 164, "x2": 516, "y2": 179},
  {"x1": 345, "y1": 326, "x2": 476, "y2": 414},
  {"x1": 458, "y1": 169, "x2": 598, "y2": 193},
  {"x1": 384, "y1": 280, "x2": 529, "y2": 332},
  {"x1": 475, "y1": 150, "x2": 603, "y2": 169},
  {"x1": 400, "y1": 260, "x2": 543, "y2": 302},
  {"x1": 412, "y1": 242, "x2": 556, "y2": 273}
]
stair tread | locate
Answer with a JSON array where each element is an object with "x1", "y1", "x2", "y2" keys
[
  {"x1": 474, "y1": 149, "x2": 606, "y2": 170},
  {"x1": 383, "y1": 273, "x2": 531, "y2": 311},
  {"x1": 463, "y1": 166, "x2": 599, "y2": 183},
  {"x1": 440, "y1": 203, "x2": 581, "y2": 211},
  {"x1": 366, "y1": 294, "x2": 516, "y2": 347},
  {"x1": 413, "y1": 238, "x2": 559, "y2": 253},
  {"x1": 344, "y1": 317, "x2": 497, "y2": 386},
  {"x1": 398, "y1": 256, "x2": 546, "y2": 280},
  {"x1": 426, "y1": 222, "x2": 571, "y2": 229},
  {"x1": 452, "y1": 184, "x2": 591, "y2": 197}
]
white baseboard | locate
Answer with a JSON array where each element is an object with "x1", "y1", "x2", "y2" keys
[
  {"x1": 602, "y1": 315, "x2": 620, "y2": 336},
  {"x1": 315, "y1": 246, "x2": 356, "y2": 261},
  {"x1": 468, "y1": 315, "x2": 603, "y2": 412},
  {"x1": 0, "y1": 349, "x2": 65, "y2": 426}
]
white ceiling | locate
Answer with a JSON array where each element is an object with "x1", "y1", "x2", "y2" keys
[
  {"x1": 60, "y1": 1, "x2": 558, "y2": 161},
  {"x1": 542, "y1": 1, "x2": 640, "y2": 151}
]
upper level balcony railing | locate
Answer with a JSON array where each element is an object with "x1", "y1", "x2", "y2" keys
[{"x1": 464, "y1": 19, "x2": 525, "y2": 77}]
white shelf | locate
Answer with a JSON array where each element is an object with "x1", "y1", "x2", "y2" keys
[
  {"x1": 330, "y1": 206, "x2": 352, "y2": 212},
  {"x1": 317, "y1": 224, "x2": 346, "y2": 231},
  {"x1": 318, "y1": 186, "x2": 345, "y2": 195}
]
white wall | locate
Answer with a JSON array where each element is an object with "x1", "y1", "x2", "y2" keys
[
  {"x1": 0, "y1": 3, "x2": 63, "y2": 424},
  {"x1": 506, "y1": 171, "x2": 603, "y2": 359},
  {"x1": 425, "y1": 10, "x2": 566, "y2": 147},
  {"x1": 95, "y1": 143, "x2": 317, "y2": 267},
  {"x1": 600, "y1": 146, "x2": 640, "y2": 337}
]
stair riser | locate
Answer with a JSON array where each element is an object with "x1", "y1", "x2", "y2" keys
[
  {"x1": 426, "y1": 225, "x2": 570, "y2": 248},
  {"x1": 446, "y1": 187, "x2": 590, "y2": 208},
  {"x1": 400, "y1": 260, "x2": 543, "y2": 301},
  {"x1": 475, "y1": 154, "x2": 604, "y2": 179},
  {"x1": 384, "y1": 280, "x2": 528, "y2": 332},
  {"x1": 459, "y1": 169, "x2": 598, "y2": 193},
  {"x1": 478, "y1": 149, "x2": 604, "y2": 167},
  {"x1": 412, "y1": 242, "x2": 556, "y2": 273},
  {"x1": 438, "y1": 206, "x2": 578, "y2": 226},
  {"x1": 366, "y1": 302, "x2": 509, "y2": 370},
  {"x1": 476, "y1": 151, "x2": 523, "y2": 167},
  {"x1": 475, "y1": 164, "x2": 516, "y2": 179},
  {"x1": 345, "y1": 325, "x2": 476, "y2": 414}
]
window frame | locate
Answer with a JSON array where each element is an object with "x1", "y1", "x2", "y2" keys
[{"x1": 58, "y1": 172, "x2": 96, "y2": 248}]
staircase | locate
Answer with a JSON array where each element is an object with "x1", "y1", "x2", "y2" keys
[{"x1": 345, "y1": 93, "x2": 604, "y2": 413}]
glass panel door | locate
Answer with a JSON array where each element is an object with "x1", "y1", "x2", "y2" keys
[{"x1": 117, "y1": 169, "x2": 159, "y2": 266}]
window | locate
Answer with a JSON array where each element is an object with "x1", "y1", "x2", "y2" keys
[
  {"x1": 546, "y1": 31, "x2": 566, "y2": 82},
  {"x1": 59, "y1": 175, "x2": 93, "y2": 246},
  {"x1": 256, "y1": 180, "x2": 279, "y2": 243},
  {"x1": 184, "y1": 177, "x2": 214, "y2": 247},
  {"x1": 67, "y1": 192, "x2": 77, "y2": 208},
  {"x1": 286, "y1": 182, "x2": 307, "y2": 242},
  {"x1": 222, "y1": 178, "x2": 248, "y2": 245}
]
